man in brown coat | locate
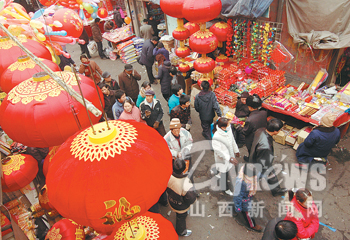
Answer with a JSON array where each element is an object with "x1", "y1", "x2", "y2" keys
[
  {"x1": 118, "y1": 64, "x2": 141, "y2": 102},
  {"x1": 91, "y1": 18, "x2": 107, "y2": 59},
  {"x1": 79, "y1": 55, "x2": 103, "y2": 84}
]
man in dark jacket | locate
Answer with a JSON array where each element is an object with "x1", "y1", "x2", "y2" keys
[
  {"x1": 140, "y1": 90, "x2": 166, "y2": 136},
  {"x1": 296, "y1": 112, "x2": 340, "y2": 167},
  {"x1": 98, "y1": 83, "x2": 116, "y2": 120},
  {"x1": 139, "y1": 36, "x2": 158, "y2": 84},
  {"x1": 262, "y1": 218, "x2": 298, "y2": 240},
  {"x1": 240, "y1": 94, "x2": 267, "y2": 157},
  {"x1": 91, "y1": 18, "x2": 107, "y2": 59},
  {"x1": 194, "y1": 81, "x2": 222, "y2": 140},
  {"x1": 249, "y1": 118, "x2": 286, "y2": 196},
  {"x1": 167, "y1": 158, "x2": 196, "y2": 236},
  {"x1": 113, "y1": 7, "x2": 124, "y2": 28},
  {"x1": 155, "y1": 60, "x2": 172, "y2": 101},
  {"x1": 118, "y1": 64, "x2": 141, "y2": 103},
  {"x1": 100, "y1": 71, "x2": 120, "y2": 92},
  {"x1": 235, "y1": 91, "x2": 250, "y2": 118},
  {"x1": 78, "y1": 28, "x2": 91, "y2": 58}
]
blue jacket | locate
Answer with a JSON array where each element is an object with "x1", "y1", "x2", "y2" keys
[
  {"x1": 296, "y1": 126, "x2": 340, "y2": 163},
  {"x1": 233, "y1": 178, "x2": 252, "y2": 212},
  {"x1": 168, "y1": 93, "x2": 185, "y2": 113},
  {"x1": 153, "y1": 47, "x2": 169, "y2": 61},
  {"x1": 112, "y1": 101, "x2": 124, "y2": 120}
]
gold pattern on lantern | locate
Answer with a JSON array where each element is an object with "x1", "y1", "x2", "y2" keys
[
  {"x1": 7, "y1": 72, "x2": 78, "y2": 105},
  {"x1": 101, "y1": 197, "x2": 141, "y2": 225},
  {"x1": 193, "y1": 30, "x2": 214, "y2": 39},
  {"x1": 113, "y1": 215, "x2": 160, "y2": 240},
  {"x1": 46, "y1": 227, "x2": 62, "y2": 240},
  {"x1": 70, "y1": 121, "x2": 138, "y2": 162},
  {"x1": 48, "y1": 146, "x2": 60, "y2": 162},
  {"x1": 196, "y1": 57, "x2": 214, "y2": 64},
  {"x1": 8, "y1": 58, "x2": 37, "y2": 72},
  {"x1": 214, "y1": 22, "x2": 228, "y2": 29},
  {"x1": 0, "y1": 37, "x2": 27, "y2": 50},
  {"x1": 209, "y1": 40, "x2": 217, "y2": 50},
  {"x1": 75, "y1": 228, "x2": 84, "y2": 240},
  {"x1": 2, "y1": 155, "x2": 25, "y2": 176},
  {"x1": 174, "y1": 26, "x2": 188, "y2": 32}
]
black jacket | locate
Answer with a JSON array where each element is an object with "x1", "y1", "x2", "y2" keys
[
  {"x1": 249, "y1": 128, "x2": 274, "y2": 173},
  {"x1": 167, "y1": 172, "x2": 197, "y2": 213},
  {"x1": 194, "y1": 91, "x2": 222, "y2": 121},
  {"x1": 155, "y1": 65, "x2": 172, "y2": 95},
  {"x1": 140, "y1": 99, "x2": 163, "y2": 126},
  {"x1": 241, "y1": 109, "x2": 267, "y2": 152},
  {"x1": 139, "y1": 39, "x2": 155, "y2": 67},
  {"x1": 113, "y1": 11, "x2": 124, "y2": 28},
  {"x1": 261, "y1": 217, "x2": 283, "y2": 240},
  {"x1": 235, "y1": 99, "x2": 250, "y2": 118}
]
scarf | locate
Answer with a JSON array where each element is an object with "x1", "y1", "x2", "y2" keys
[{"x1": 237, "y1": 165, "x2": 258, "y2": 197}]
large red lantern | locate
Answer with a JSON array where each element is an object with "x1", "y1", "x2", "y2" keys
[
  {"x1": 43, "y1": 145, "x2": 60, "y2": 177},
  {"x1": 45, "y1": 219, "x2": 85, "y2": 240},
  {"x1": 0, "y1": 55, "x2": 60, "y2": 94},
  {"x1": 210, "y1": 22, "x2": 228, "y2": 47},
  {"x1": 0, "y1": 72, "x2": 104, "y2": 148},
  {"x1": 1, "y1": 154, "x2": 38, "y2": 192},
  {"x1": 193, "y1": 57, "x2": 215, "y2": 73},
  {"x1": 175, "y1": 47, "x2": 191, "y2": 58},
  {"x1": 182, "y1": 0, "x2": 222, "y2": 24},
  {"x1": 52, "y1": 8, "x2": 83, "y2": 38},
  {"x1": 172, "y1": 26, "x2": 190, "y2": 41},
  {"x1": 184, "y1": 22, "x2": 200, "y2": 35},
  {"x1": 110, "y1": 211, "x2": 177, "y2": 240},
  {"x1": 189, "y1": 30, "x2": 218, "y2": 54},
  {"x1": 0, "y1": 36, "x2": 52, "y2": 75},
  {"x1": 178, "y1": 62, "x2": 191, "y2": 74},
  {"x1": 46, "y1": 120, "x2": 173, "y2": 234},
  {"x1": 197, "y1": 77, "x2": 214, "y2": 87},
  {"x1": 160, "y1": 0, "x2": 185, "y2": 18},
  {"x1": 97, "y1": 8, "x2": 108, "y2": 18}
]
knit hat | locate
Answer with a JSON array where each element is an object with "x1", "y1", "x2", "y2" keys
[
  {"x1": 169, "y1": 118, "x2": 181, "y2": 129},
  {"x1": 241, "y1": 91, "x2": 249, "y2": 99},
  {"x1": 124, "y1": 64, "x2": 133, "y2": 71},
  {"x1": 320, "y1": 112, "x2": 337, "y2": 127},
  {"x1": 102, "y1": 71, "x2": 111, "y2": 78},
  {"x1": 145, "y1": 89, "x2": 155, "y2": 96}
]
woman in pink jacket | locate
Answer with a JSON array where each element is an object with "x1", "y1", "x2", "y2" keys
[
  {"x1": 284, "y1": 188, "x2": 319, "y2": 239},
  {"x1": 119, "y1": 97, "x2": 146, "y2": 124}
]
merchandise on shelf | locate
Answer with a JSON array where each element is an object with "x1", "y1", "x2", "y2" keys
[
  {"x1": 117, "y1": 40, "x2": 137, "y2": 64},
  {"x1": 102, "y1": 25, "x2": 135, "y2": 44}
]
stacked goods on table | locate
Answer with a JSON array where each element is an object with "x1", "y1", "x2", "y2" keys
[
  {"x1": 132, "y1": 37, "x2": 144, "y2": 56},
  {"x1": 102, "y1": 25, "x2": 135, "y2": 44},
  {"x1": 257, "y1": 71, "x2": 286, "y2": 97},
  {"x1": 225, "y1": 91, "x2": 238, "y2": 108},
  {"x1": 117, "y1": 40, "x2": 138, "y2": 64},
  {"x1": 214, "y1": 87, "x2": 226, "y2": 105},
  {"x1": 216, "y1": 66, "x2": 238, "y2": 90}
]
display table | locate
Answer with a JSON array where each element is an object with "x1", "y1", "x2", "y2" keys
[{"x1": 102, "y1": 25, "x2": 135, "y2": 45}]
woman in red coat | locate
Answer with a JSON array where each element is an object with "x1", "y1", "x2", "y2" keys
[{"x1": 284, "y1": 188, "x2": 319, "y2": 239}]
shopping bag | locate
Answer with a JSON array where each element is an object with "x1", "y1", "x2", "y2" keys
[{"x1": 87, "y1": 41, "x2": 97, "y2": 55}]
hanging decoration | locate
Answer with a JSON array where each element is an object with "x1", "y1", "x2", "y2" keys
[
  {"x1": 45, "y1": 219, "x2": 85, "y2": 240},
  {"x1": 52, "y1": 8, "x2": 84, "y2": 39},
  {"x1": 46, "y1": 120, "x2": 173, "y2": 234},
  {"x1": 0, "y1": 71, "x2": 104, "y2": 148},
  {"x1": 183, "y1": 0, "x2": 222, "y2": 86},
  {"x1": 0, "y1": 55, "x2": 60, "y2": 93},
  {"x1": 109, "y1": 211, "x2": 178, "y2": 240},
  {"x1": 1, "y1": 154, "x2": 38, "y2": 192},
  {"x1": 226, "y1": 18, "x2": 233, "y2": 57}
]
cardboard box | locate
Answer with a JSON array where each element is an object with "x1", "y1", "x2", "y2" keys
[
  {"x1": 293, "y1": 141, "x2": 300, "y2": 150},
  {"x1": 190, "y1": 84, "x2": 201, "y2": 108},
  {"x1": 273, "y1": 125, "x2": 293, "y2": 145},
  {"x1": 285, "y1": 128, "x2": 300, "y2": 146},
  {"x1": 297, "y1": 126, "x2": 313, "y2": 144}
]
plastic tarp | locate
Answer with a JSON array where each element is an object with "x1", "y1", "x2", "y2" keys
[
  {"x1": 286, "y1": 0, "x2": 350, "y2": 49},
  {"x1": 221, "y1": 0, "x2": 273, "y2": 18}
]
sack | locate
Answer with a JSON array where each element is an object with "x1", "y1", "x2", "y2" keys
[{"x1": 87, "y1": 41, "x2": 97, "y2": 55}]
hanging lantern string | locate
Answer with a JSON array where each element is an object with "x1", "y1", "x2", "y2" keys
[
  {"x1": 128, "y1": 221, "x2": 136, "y2": 238},
  {"x1": 0, "y1": 23, "x2": 102, "y2": 117},
  {"x1": 87, "y1": 64, "x2": 111, "y2": 130},
  {"x1": 72, "y1": 66, "x2": 96, "y2": 135}
]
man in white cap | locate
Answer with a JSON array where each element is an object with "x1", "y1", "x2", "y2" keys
[
  {"x1": 296, "y1": 112, "x2": 340, "y2": 167},
  {"x1": 164, "y1": 118, "x2": 193, "y2": 174}
]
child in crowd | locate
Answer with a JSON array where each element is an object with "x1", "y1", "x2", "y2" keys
[{"x1": 168, "y1": 84, "x2": 184, "y2": 113}]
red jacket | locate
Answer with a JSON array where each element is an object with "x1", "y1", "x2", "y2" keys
[{"x1": 284, "y1": 197, "x2": 319, "y2": 239}]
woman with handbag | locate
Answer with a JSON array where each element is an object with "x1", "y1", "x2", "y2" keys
[{"x1": 79, "y1": 54, "x2": 103, "y2": 84}]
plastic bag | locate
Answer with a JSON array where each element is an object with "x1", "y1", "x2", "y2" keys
[
  {"x1": 87, "y1": 41, "x2": 97, "y2": 55},
  {"x1": 270, "y1": 41, "x2": 294, "y2": 70}
]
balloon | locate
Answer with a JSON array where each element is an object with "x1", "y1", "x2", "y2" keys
[
  {"x1": 97, "y1": 7, "x2": 108, "y2": 18},
  {"x1": 84, "y1": 11, "x2": 90, "y2": 18},
  {"x1": 79, "y1": 8, "x2": 84, "y2": 19},
  {"x1": 30, "y1": 20, "x2": 44, "y2": 29},
  {"x1": 124, "y1": 16, "x2": 131, "y2": 25},
  {"x1": 52, "y1": 8, "x2": 83, "y2": 38},
  {"x1": 8, "y1": 25, "x2": 23, "y2": 36},
  {"x1": 91, "y1": 12, "x2": 97, "y2": 19},
  {"x1": 245, "y1": 66, "x2": 253, "y2": 74},
  {"x1": 36, "y1": 32, "x2": 46, "y2": 41},
  {"x1": 86, "y1": 6, "x2": 93, "y2": 14},
  {"x1": 92, "y1": 5, "x2": 98, "y2": 13},
  {"x1": 76, "y1": 0, "x2": 82, "y2": 4}
]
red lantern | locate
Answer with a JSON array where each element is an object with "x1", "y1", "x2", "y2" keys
[
  {"x1": 58, "y1": 0, "x2": 79, "y2": 9},
  {"x1": 184, "y1": 22, "x2": 200, "y2": 35},
  {"x1": 45, "y1": 219, "x2": 85, "y2": 240},
  {"x1": 52, "y1": 8, "x2": 83, "y2": 38},
  {"x1": 46, "y1": 120, "x2": 173, "y2": 234},
  {"x1": 110, "y1": 211, "x2": 177, "y2": 240},
  {"x1": 182, "y1": 0, "x2": 222, "y2": 24},
  {"x1": 178, "y1": 62, "x2": 191, "y2": 73},
  {"x1": 172, "y1": 27, "x2": 190, "y2": 41},
  {"x1": 0, "y1": 55, "x2": 60, "y2": 94},
  {"x1": 39, "y1": 185, "x2": 55, "y2": 211},
  {"x1": 1, "y1": 213, "x2": 12, "y2": 237},
  {"x1": 197, "y1": 77, "x2": 213, "y2": 87},
  {"x1": 193, "y1": 56, "x2": 215, "y2": 73},
  {"x1": 0, "y1": 72, "x2": 104, "y2": 148},
  {"x1": 43, "y1": 145, "x2": 60, "y2": 177},
  {"x1": 84, "y1": 11, "x2": 91, "y2": 19},
  {"x1": 0, "y1": 36, "x2": 52, "y2": 75},
  {"x1": 210, "y1": 22, "x2": 228, "y2": 47},
  {"x1": 175, "y1": 47, "x2": 191, "y2": 58},
  {"x1": 1, "y1": 154, "x2": 38, "y2": 192},
  {"x1": 97, "y1": 8, "x2": 108, "y2": 18},
  {"x1": 216, "y1": 54, "x2": 229, "y2": 63},
  {"x1": 160, "y1": 0, "x2": 185, "y2": 18},
  {"x1": 189, "y1": 30, "x2": 218, "y2": 54},
  {"x1": 38, "y1": 0, "x2": 55, "y2": 6}
]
